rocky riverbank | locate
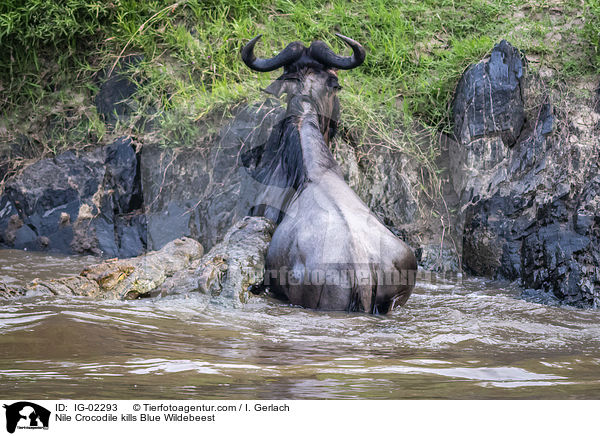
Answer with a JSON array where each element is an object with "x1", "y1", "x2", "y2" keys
[
  {"x1": 451, "y1": 41, "x2": 600, "y2": 307},
  {"x1": 1, "y1": 40, "x2": 599, "y2": 306}
]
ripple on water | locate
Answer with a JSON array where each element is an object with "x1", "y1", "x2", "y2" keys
[{"x1": 1, "y1": 262, "x2": 600, "y2": 399}]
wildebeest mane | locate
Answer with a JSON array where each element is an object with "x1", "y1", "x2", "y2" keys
[
  {"x1": 252, "y1": 115, "x2": 307, "y2": 191},
  {"x1": 250, "y1": 102, "x2": 338, "y2": 191}
]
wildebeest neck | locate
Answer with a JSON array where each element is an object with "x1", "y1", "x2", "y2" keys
[
  {"x1": 290, "y1": 95, "x2": 341, "y2": 180},
  {"x1": 248, "y1": 95, "x2": 341, "y2": 223}
]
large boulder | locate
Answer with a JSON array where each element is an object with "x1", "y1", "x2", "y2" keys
[
  {"x1": 451, "y1": 40, "x2": 527, "y2": 203},
  {"x1": 461, "y1": 109, "x2": 554, "y2": 280},
  {"x1": 453, "y1": 40, "x2": 525, "y2": 148},
  {"x1": 450, "y1": 39, "x2": 600, "y2": 306},
  {"x1": 0, "y1": 137, "x2": 146, "y2": 257}
]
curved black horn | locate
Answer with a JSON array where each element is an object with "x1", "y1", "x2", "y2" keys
[
  {"x1": 241, "y1": 35, "x2": 304, "y2": 72},
  {"x1": 309, "y1": 33, "x2": 366, "y2": 70}
]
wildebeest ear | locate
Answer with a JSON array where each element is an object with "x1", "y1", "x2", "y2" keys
[
  {"x1": 263, "y1": 72, "x2": 300, "y2": 97},
  {"x1": 263, "y1": 78, "x2": 286, "y2": 97}
]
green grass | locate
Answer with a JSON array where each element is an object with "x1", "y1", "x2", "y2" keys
[
  {"x1": 0, "y1": 0, "x2": 599, "y2": 157},
  {"x1": 585, "y1": 0, "x2": 600, "y2": 68}
]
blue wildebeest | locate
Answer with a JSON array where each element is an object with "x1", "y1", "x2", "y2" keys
[{"x1": 242, "y1": 34, "x2": 417, "y2": 313}]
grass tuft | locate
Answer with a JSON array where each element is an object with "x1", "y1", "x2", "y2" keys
[{"x1": 0, "y1": 0, "x2": 599, "y2": 174}]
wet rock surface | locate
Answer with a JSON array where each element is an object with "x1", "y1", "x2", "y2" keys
[
  {"x1": 451, "y1": 40, "x2": 600, "y2": 306},
  {"x1": 520, "y1": 175, "x2": 600, "y2": 305},
  {"x1": 0, "y1": 137, "x2": 146, "y2": 257}
]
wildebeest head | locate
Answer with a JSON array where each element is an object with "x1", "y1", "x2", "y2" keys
[{"x1": 241, "y1": 34, "x2": 365, "y2": 142}]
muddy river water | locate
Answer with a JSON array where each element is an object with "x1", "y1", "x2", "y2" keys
[{"x1": 1, "y1": 249, "x2": 599, "y2": 399}]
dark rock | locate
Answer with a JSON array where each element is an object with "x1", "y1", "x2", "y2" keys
[
  {"x1": 116, "y1": 213, "x2": 147, "y2": 258},
  {"x1": 331, "y1": 138, "x2": 419, "y2": 226},
  {"x1": 463, "y1": 189, "x2": 535, "y2": 281},
  {"x1": 453, "y1": 40, "x2": 525, "y2": 148},
  {"x1": 459, "y1": 121, "x2": 599, "y2": 304},
  {"x1": 450, "y1": 41, "x2": 527, "y2": 207},
  {"x1": 451, "y1": 41, "x2": 600, "y2": 307},
  {"x1": 140, "y1": 98, "x2": 285, "y2": 251},
  {"x1": 0, "y1": 137, "x2": 146, "y2": 257},
  {"x1": 463, "y1": 168, "x2": 600, "y2": 306},
  {"x1": 105, "y1": 137, "x2": 143, "y2": 213},
  {"x1": 521, "y1": 225, "x2": 591, "y2": 305},
  {"x1": 95, "y1": 55, "x2": 143, "y2": 124},
  {"x1": 538, "y1": 103, "x2": 554, "y2": 137}
]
